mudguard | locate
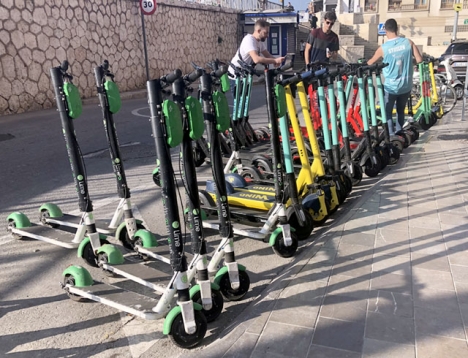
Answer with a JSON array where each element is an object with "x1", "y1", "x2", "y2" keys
[
  {"x1": 7, "y1": 212, "x2": 31, "y2": 228},
  {"x1": 133, "y1": 229, "x2": 158, "y2": 248},
  {"x1": 114, "y1": 219, "x2": 144, "y2": 245},
  {"x1": 62, "y1": 265, "x2": 93, "y2": 287},
  {"x1": 213, "y1": 264, "x2": 247, "y2": 286},
  {"x1": 189, "y1": 282, "x2": 221, "y2": 298},
  {"x1": 39, "y1": 203, "x2": 63, "y2": 218},
  {"x1": 268, "y1": 226, "x2": 296, "y2": 246},
  {"x1": 96, "y1": 244, "x2": 125, "y2": 265},
  {"x1": 163, "y1": 303, "x2": 203, "y2": 335},
  {"x1": 77, "y1": 235, "x2": 110, "y2": 257},
  {"x1": 224, "y1": 173, "x2": 248, "y2": 188}
]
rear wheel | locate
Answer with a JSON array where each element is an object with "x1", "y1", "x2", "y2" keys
[
  {"x1": 438, "y1": 83, "x2": 457, "y2": 113},
  {"x1": 363, "y1": 154, "x2": 381, "y2": 178}
]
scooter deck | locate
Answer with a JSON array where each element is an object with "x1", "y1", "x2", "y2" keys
[
  {"x1": 136, "y1": 245, "x2": 194, "y2": 264},
  {"x1": 102, "y1": 259, "x2": 173, "y2": 294},
  {"x1": 67, "y1": 282, "x2": 160, "y2": 320},
  {"x1": 206, "y1": 188, "x2": 275, "y2": 211},
  {"x1": 46, "y1": 213, "x2": 115, "y2": 234},
  {"x1": 202, "y1": 206, "x2": 267, "y2": 225},
  {"x1": 12, "y1": 224, "x2": 79, "y2": 249}
]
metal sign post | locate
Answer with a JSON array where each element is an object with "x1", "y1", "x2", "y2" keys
[
  {"x1": 140, "y1": 0, "x2": 157, "y2": 81},
  {"x1": 453, "y1": 2, "x2": 462, "y2": 42},
  {"x1": 462, "y1": 58, "x2": 468, "y2": 120}
]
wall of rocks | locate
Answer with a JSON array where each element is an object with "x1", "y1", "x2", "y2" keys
[{"x1": 0, "y1": 0, "x2": 242, "y2": 116}]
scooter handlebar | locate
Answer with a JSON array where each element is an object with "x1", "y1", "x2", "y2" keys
[
  {"x1": 185, "y1": 68, "x2": 203, "y2": 83},
  {"x1": 212, "y1": 65, "x2": 228, "y2": 78},
  {"x1": 161, "y1": 69, "x2": 182, "y2": 84}
]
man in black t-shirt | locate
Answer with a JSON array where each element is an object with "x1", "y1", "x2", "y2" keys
[{"x1": 305, "y1": 11, "x2": 339, "y2": 64}]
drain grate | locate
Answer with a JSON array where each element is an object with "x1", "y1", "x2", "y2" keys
[
  {"x1": 0, "y1": 133, "x2": 15, "y2": 142},
  {"x1": 437, "y1": 134, "x2": 468, "y2": 142}
]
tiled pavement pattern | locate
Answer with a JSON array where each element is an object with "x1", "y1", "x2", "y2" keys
[{"x1": 183, "y1": 105, "x2": 468, "y2": 358}]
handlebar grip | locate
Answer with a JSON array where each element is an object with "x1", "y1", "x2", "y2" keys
[
  {"x1": 186, "y1": 68, "x2": 203, "y2": 83},
  {"x1": 162, "y1": 69, "x2": 182, "y2": 84},
  {"x1": 280, "y1": 74, "x2": 302, "y2": 87},
  {"x1": 279, "y1": 60, "x2": 293, "y2": 72},
  {"x1": 213, "y1": 65, "x2": 228, "y2": 78},
  {"x1": 101, "y1": 60, "x2": 109, "y2": 71}
]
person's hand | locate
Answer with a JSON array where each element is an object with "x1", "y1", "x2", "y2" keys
[{"x1": 274, "y1": 57, "x2": 286, "y2": 67}]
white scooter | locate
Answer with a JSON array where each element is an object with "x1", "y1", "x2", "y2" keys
[{"x1": 439, "y1": 58, "x2": 464, "y2": 100}]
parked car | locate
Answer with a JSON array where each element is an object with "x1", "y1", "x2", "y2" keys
[{"x1": 437, "y1": 40, "x2": 468, "y2": 81}]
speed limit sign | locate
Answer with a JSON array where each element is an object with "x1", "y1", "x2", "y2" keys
[{"x1": 140, "y1": 0, "x2": 157, "y2": 15}]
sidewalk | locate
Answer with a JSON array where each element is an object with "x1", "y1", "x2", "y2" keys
[{"x1": 182, "y1": 106, "x2": 468, "y2": 358}]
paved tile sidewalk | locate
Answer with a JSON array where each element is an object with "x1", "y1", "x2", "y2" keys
[{"x1": 182, "y1": 106, "x2": 468, "y2": 358}]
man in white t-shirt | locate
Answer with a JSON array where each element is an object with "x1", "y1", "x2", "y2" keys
[{"x1": 228, "y1": 19, "x2": 285, "y2": 94}]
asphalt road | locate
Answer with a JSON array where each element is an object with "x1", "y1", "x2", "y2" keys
[{"x1": 0, "y1": 83, "x2": 365, "y2": 358}]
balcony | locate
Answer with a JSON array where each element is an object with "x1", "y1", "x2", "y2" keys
[
  {"x1": 440, "y1": 0, "x2": 454, "y2": 8},
  {"x1": 364, "y1": 2, "x2": 378, "y2": 11},
  {"x1": 388, "y1": 2, "x2": 429, "y2": 11}
]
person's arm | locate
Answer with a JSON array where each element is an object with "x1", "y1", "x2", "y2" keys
[
  {"x1": 328, "y1": 37, "x2": 339, "y2": 60},
  {"x1": 304, "y1": 30, "x2": 315, "y2": 65},
  {"x1": 410, "y1": 40, "x2": 423, "y2": 64},
  {"x1": 249, "y1": 50, "x2": 285, "y2": 67},
  {"x1": 367, "y1": 46, "x2": 383, "y2": 65},
  {"x1": 305, "y1": 43, "x2": 311, "y2": 64}
]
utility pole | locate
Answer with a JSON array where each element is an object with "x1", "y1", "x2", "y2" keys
[{"x1": 453, "y1": 1, "x2": 462, "y2": 42}]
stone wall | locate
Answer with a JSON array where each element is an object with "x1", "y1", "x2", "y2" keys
[{"x1": 0, "y1": 0, "x2": 242, "y2": 115}]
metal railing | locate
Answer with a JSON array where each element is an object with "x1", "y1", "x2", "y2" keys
[
  {"x1": 364, "y1": 4, "x2": 378, "y2": 11},
  {"x1": 388, "y1": 3, "x2": 429, "y2": 11},
  {"x1": 187, "y1": 0, "x2": 283, "y2": 11},
  {"x1": 440, "y1": 0, "x2": 454, "y2": 8}
]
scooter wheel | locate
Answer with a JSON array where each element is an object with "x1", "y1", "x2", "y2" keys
[
  {"x1": 153, "y1": 169, "x2": 161, "y2": 187},
  {"x1": 7, "y1": 218, "x2": 23, "y2": 240},
  {"x1": 252, "y1": 158, "x2": 273, "y2": 178},
  {"x1": 217, "y1": 269, "x2": 250, "y2": 301},
  {"x1": 191, "y1": 288, "x2": 224, "y2": 323},
  {"x1": 388, "y1": 143, "x2": 400, "y2": 165},
  {"x1": 39, "y1": 209, "x2": 60, "y2": 228},
  {"x1": 272, "y1": 231, "x2": 299, "y2": 258},
  {"x1": 117, "y1": 222, "x2": 147, "y2": 250},
  {"x1": 168, "y1": 309, "x2": 207, "y2": 349},
  {"x1": 363, "y1": 154, "x2": 382, "y2": 178},
  {"x1": 97, "y1": 253, "x2": 116, "y2": 277},
  {"x1": 287, "y1": 209, "x2": 314, "y2": 241},
  {"x1": 407, "y1": 126, "x2": 419, "y2": 141},
  {"x1": 396, "y1": 131, "x2": 410, "y2": 148},
  {"x1": 418, "y1": 115, "x2": 432, "y2": 130},
  {"x1": 391, "y1": 139, "x2": 404, "y2": 153},
  {"x1": 344, "y1": 163, "x2": 363, "y2": 186},
  {"x1": 63, "y1": 274, "x2": 87, "y2": 302},
  {"x1": 193, "y1": 144, "x2": 206, "y2": 167},
  {"x1": 377, "y1": 146, "x2": 389, "y2": 170},
  {"x1": 81, "y1": 238, "x2": 111, "y2": 268},
  {"x1": 240, "y1": 166, "x2": 263, "y2": 182}
]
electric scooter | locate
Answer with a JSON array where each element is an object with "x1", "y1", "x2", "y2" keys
[
  {"x1": 38, "y1": 60, "x2": 145, "y2": 249},
  {"x1": 62, "y1": 70, "x2": 209, "y2": 348},
  {"x1": 202, "y1": 63, "x2": 301, "y2": 257}
]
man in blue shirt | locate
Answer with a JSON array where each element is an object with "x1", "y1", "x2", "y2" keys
[{"x1": 367, "y1": 19, "x2": 423, "y2": 135}]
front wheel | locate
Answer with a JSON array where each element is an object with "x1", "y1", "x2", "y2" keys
[
  {"x1": 272, "y1": 231, "x2": 298, "y2": 258},
  {"x1": 438, "y1": 84, "x2": 457, "y2": 113},
  {"x1": 388, "y1": 144, "x2": 400, "y2": 165},
  {"x1": 63, "y1": 274, "x2": 87, "y2": 302},
  {"x1": 82, "y1": 239, "x2": 111, "y2": 267},
  {"x1": 117, "y1": 222, "x2": 146, "y2": 250},
  {"x1": 191, "y1": 288, "x2": 224, "y2": 323},
  {"x1": 168, "y1": 309, "x2": 207, "y2": 349},
  {"x1": 287, "y1": 209, "x2": 314, "y2": 241},
  {"x1": 363, "y1": 154, "x2": 381, "y2": 178},
  {"x1": 217, "y1": 269, "x2": 250, "y2": 301}
]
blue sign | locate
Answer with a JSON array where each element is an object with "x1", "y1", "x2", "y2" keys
[{"x1": 378, "y1": 23, "x2": 386, "y2": 36}]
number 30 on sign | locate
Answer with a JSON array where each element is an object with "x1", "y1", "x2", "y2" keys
[{"x1": 140, "y1": 0, "x2": 157, "y2": 15}]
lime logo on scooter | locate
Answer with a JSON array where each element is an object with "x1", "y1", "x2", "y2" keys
[
  {"x1": 171, "y1": 221, "x2": 182, "y2": 248},
  {"x1": 181, "y1": 273, "x2": 188, "y2": 284},
  {"x1": 114, "y1": 158, "x2": 122, "y2": 181},
  {"x1": 192, "y1": 209, "x2": 201, "y2": 233},
  {"x1": 76, "y1": 175, "x2": 86, "y2": 195}
]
